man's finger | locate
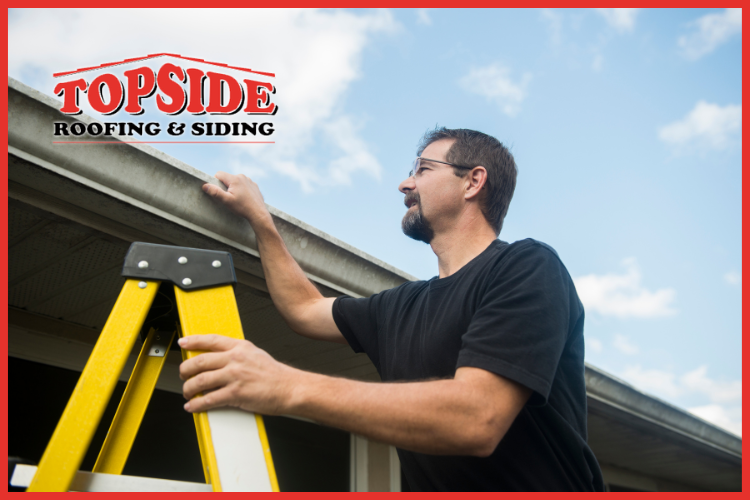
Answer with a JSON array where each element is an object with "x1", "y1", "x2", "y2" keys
[
  {"x1": 178, "y1": 334, "x2": 240, "y2": 352},
  {"x1": 184, "y1": 387, "x2": 236, "y2": 413},
  {"x1": 179, "y1": 351, "x2": 228, "y2": 381},
  {"x1": 202, "y1": 183, "x2": 232, "y2": 202},
  {"x1": 213, "y1": 170, "x2": 235, "y2": 186},
  {"x1": 182, "y1": 367, "x2": 232, "y2": 400}
]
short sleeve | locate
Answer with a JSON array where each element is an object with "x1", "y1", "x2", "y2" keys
[
  {"x1": 456, "y1": 242, "x2": 577, "y2": 403},
  {"x1": 332, "y1": 293, "x2": 385, "y2": 370}
]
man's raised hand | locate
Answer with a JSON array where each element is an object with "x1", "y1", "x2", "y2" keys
[
  {"x1": 202, "y1": 171, "x2": 272, "y2": 226},
  {"x1": 202, "y1": 171, "x2": 345, "y2": 345}
]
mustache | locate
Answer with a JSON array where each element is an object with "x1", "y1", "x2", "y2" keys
[{"x1": 404, "y1": 192, "x2": 420, "y2": 208}]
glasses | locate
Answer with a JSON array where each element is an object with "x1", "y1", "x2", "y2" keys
[{"x1": 409, "y1": 157, "x2": 474, "y2": 178}]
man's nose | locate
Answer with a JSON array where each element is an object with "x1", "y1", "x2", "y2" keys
[{"x1": 399, "y1": 175, "x2": 415, "y2": 194}]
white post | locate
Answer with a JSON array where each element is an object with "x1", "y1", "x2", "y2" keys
[
  {"x1": 350, "y1": 434, "x2": 369, "y2": 492},
  {"x1": 389, "y1": 446, "x2": 401, "y2": 492}
]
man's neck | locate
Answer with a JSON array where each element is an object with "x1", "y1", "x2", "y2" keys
[{"x1": 430, "y1": 212, "x2": 498, "y2": 279}]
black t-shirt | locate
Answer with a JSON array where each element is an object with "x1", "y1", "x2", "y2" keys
[{"x1": 332, "y1": 238, "x2": 604, "y2": 491}]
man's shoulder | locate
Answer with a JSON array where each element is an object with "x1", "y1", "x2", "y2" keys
[
  {"x1": 488, "y1": 238, "x2": 566, "y2": 268},
  {"x1": 483, "y1": 238, "x2": 577, "y2": 290},
  {"x1": 503, "y1": 237, "x2": 559, "y2": 257}
]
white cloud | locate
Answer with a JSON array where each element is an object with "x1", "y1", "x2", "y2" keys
[
  {"x1": 594, "y1": 8, "x2": 640, "y2": 33},
  {"x1": 613, "y1": 334, "x2": 638, "y2": 355},
  {"x1": 658, "y1": 101, "x2": 742, "y2": 151},
  {"x1": 724, "y1": 271, "x2": 741, "y2": 286},
  {"x1": 591, "y1": 54, "x2": 604, "y2": 72},
  {"x1": 621, "y1": 365, "x2": 742, "y2": 436},
  {"x1": 7, "y1": 8, "x2": 396, "y2": 192},
  {"x1": 416, "y1": 9, "x2": 432, "y2": 26},
  {"x1": 688, "y1": 404, "x2": 742, "y2": 437},
  {"x1": 622, "y1": 365, "x2": 682, "y2": 399},
  {"x1": 574, "y1": 258, "x2": 677, "y2": 318},
  {"x1": 623, "y1": 365, "x2": 742, "y2": 405},
  {"x1": 322, "y1": 116, "x2": 383, "y2": 187},
  {"x1": 459, "y1": 64, "x2": 532, "y2": 117},
  {"x1": 586, "y1": 337, "x2": 603, "y2": 354},
  {"x1": 679, "y1": 8, "x2": 742, "y2": 60},
  {"x1": 540, "y1": 9, "x2": 563, "y2": 46},
  {"x1": 681, "y1": 366, "x2": 742, "y2": 404}
]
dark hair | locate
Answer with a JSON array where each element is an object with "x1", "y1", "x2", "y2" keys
[{"x1": 417, "y1": 127, "x2": 517, "y2": 235}]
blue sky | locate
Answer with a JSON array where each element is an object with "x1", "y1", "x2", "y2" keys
[{"x1": 8, "y1": 8, "x2": 742, "y2": 436}]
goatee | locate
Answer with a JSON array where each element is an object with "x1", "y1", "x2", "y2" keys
[{"x1": 401, "y1": 194, "x2": 434, "y2": 244}]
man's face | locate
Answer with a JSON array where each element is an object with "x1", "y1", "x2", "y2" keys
[{"x1": 399, "y1": 139, "x2": 466, "y2": 243}]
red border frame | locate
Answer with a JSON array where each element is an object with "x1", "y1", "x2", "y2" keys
[{"x1": 3, "y1": 6, "x2": 746, "y2": 497}]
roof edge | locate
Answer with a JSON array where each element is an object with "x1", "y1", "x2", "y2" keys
[
  {"x1": 585, "y1": 363, "x2": 741, "y2": 457},
  {"x1": 8, "y1": 76, "x2": 416, "y2": 298}
]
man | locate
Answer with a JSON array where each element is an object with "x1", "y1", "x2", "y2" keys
[{"x1": 178, "y1": 128, "x2": 604, "y2": 491}]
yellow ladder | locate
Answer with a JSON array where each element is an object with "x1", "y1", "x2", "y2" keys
[{"x1": 22, "y1": 242, "x2": 279, "y2": 492}]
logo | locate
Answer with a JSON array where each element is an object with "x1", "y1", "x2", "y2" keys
[{"x1": 52, "y1": 53, "x2": 277, "y2": 142}]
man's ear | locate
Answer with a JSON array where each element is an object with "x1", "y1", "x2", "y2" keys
[{"x1": 465, "y1": 166, "x2": 488, "y2": 201}]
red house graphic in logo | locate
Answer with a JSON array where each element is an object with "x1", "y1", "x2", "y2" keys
[{"x1": 53, "y1": 53, "x2": 277, "y2": 117}]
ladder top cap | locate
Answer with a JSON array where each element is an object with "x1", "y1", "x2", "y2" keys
[{"x1": 122, "y1": 242, "x2": 237, "y2": 290}]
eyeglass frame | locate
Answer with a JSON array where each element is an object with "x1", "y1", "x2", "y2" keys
[{"x1": 409, "y1": 157, "x2": 475, "y2": 178}]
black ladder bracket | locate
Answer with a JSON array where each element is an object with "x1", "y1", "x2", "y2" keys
[{"x1": 122, "y1": 242, "x2": 237, "y2": 290}]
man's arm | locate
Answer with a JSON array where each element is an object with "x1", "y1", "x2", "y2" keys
[
  {"x1": 203, "y1": 172, "x2": 345, "y2": 344},
  {"x1": 178, "y1": 334, "x2": 532, "y2": 457}
]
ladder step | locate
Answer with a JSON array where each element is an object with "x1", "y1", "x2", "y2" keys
[{"x1": 11, "y1": 464, "x2": 212, "y2": 492}]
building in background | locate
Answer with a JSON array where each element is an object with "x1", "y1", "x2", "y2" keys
[{"x1": 7, "y1": 78, "x2": 741, "y2": 492}]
